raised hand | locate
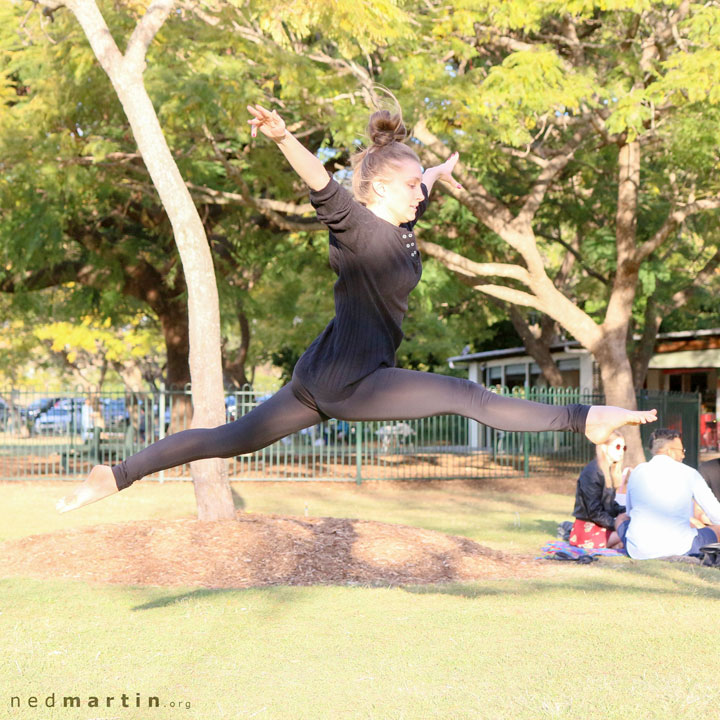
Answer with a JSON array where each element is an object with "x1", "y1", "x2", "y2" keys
[
  {"x1": 422, "y1": 151, "x2": 463, "y2": 193},
  {"x1": 247, "y1": 104, "x2": 287, "y2": 142},
  {"x1": 436, "y1": 151, "x2": 462, "y2": 189}
]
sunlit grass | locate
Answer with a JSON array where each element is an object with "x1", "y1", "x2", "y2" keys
[
  {"x1": 0, "y1": 478, "x2": 571, "y2": 553},
  {"x1": 2, "y1": 480, "x2": 720, "y2": 719}
]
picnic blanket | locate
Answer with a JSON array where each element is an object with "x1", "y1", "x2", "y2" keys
[{"x1": 539, "y1": 540, "x2": 625, "y2": 563}]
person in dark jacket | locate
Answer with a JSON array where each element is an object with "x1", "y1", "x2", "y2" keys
[
  {"x1": 570, "y1": 431, "x2": 629, "y2": 549},
  {"x1": 692, "y1": 457, "x2": 720, "y2": 527},
  {"x1": 700, "y1": 458, "x2": 720, "y2": 501}
]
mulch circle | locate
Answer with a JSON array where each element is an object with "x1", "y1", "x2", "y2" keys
[{"x1": 0, "y1": 513, "x2": 549, "y2": 588}]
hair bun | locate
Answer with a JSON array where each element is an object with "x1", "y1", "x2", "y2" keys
[{"x1": 367, "y1": 110, "x2": 407, "y2": 148}]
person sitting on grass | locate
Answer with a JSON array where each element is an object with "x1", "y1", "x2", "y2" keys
[
  {"x1": 693, "y1": 457, "x2": 720, "y2": 528},
  {"x1": 569, "y1": 431, "x2": 630, "y2": 550},
  {"x1": 619, "y1": 429, "x2": 720, "y2": 559},
  {"x1": 699, "y1": 457, "x2": 720, "y2": 502}
]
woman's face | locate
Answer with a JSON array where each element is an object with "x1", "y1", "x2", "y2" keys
[
  {"x1": 605, "y1": 436, "x2": 626, "y2": 464},
  {"x1": 373, "y1": 159, "x2": 425, "y2": 225}
]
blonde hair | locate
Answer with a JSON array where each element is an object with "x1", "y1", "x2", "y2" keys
[
  {"x1": 350, "y1": 109, "x2": 420, "y2": 205},
  {"x1": 597, "y1": 430, "x2": 624, "y2": 489}
]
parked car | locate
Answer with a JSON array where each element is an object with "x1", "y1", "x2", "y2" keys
[
  {"x1": 225, "y1": 395, "x2": 238, "y2": 421},
  {"x1": 32, "y1": 398, "x2": 83, "y2": 435},
  {"x1": 33, "y1": 406, "x2": 72, "y2": 435},
  {"x1": 101, "y1": 398, "x2": 129, "y2": 429},
  {"x1": 25, "y1": 397, "x2": 60, "y2": 425},
  {"x1": 0, "y1": 397, "x2": 9, "y2": 430},
  {"x1": 137, "y1": 401, "x2": 172, "y2": 440},
  {"x1": 0, "y1": 397, "x2": 31, "y2": 432},
  {"x1": 225, "y1": 392, "x2": 273, "y2": 422}
]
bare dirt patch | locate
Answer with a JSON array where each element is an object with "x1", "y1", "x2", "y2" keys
[{"x1": 0, "y1": 513, "x2": 549, "y2": 588}]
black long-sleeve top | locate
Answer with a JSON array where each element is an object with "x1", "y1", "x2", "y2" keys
[
  {"x1": 572, "y1": 458, "x2": 626, "y2": 530},
  {"x1": 700, "y1": 459, "x2": 720, "y2": 502},
  {"x1": 292, "y1": 178, "x2": 429, "y2": 402}
]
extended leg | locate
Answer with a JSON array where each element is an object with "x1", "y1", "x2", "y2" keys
[
  {"x1": 319, "y1": 368, "x2": 655, "y2": 440},
  {"x1": 57, "y1": 384, "x2": 324, "y2": 512}
]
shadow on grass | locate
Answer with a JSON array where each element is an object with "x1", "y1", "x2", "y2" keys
[
  {"x1": 132, "y1": 585, "x2": 301, "y2": 611},
  {"x1": 133, "y1": 589, "x2": 238, "y2": 610},
  {"x1": 403, "y1": 559, "x2": 720, "y2": 600},
  {"x1": 504, "y1": 518, "x2": 559, "y2": 535},
  {"x1": 130, "y1": 557, "x2": 720, "y2": 611}
]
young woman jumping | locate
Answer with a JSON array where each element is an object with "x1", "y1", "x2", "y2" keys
[{"x1": 57, "y1": 104, "x2": 656, "y2": 513}]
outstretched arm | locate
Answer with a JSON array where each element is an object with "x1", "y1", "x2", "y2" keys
[
  {"x1": 247, "y1": 105, "x2": 329, "y2": 191},
  {"x1": 422, "y1": 152, "x2": 462, "y2": 195}
]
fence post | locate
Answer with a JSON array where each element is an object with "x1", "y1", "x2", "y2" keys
[
  {"x1": 355, "y1": 421, "x2": 362, "y2": 485},
  {"x1": 158, "y1": 382, "x2": 165, "y2": 483},
  {"x1": 523, "y1": 386, "x2": 530, "y2": 477}
]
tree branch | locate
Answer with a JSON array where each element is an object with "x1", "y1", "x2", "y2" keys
[
  {"x1": 505, "y1": 303, "x2": 564, "y2": 386},
  {"x1": 186, "y1": 182, "x2": 315, "y2": 216},
  {"x1": 0, "y1": 260, "x2": 95, "y2": 292},
  {"x1": 637, "y1": 196, "x2": 720, "y2": 262},
  {"x1": 58, "y1": 151, "x2": 142, "y2": 167},
  {"x1": 413, "y1": 116, "x2": 515, "y2": 235},
  {"x1": 198, "y1": 123, "x2": 324, "y2": 232},
  {"x1": 176, "y1": 0, "x2": 221, "y2": 27},
  {"x1": 419, "y1": 239, "x2": 531, "y2": 285},
  {"x1": 535, "y1": 228, "x2": 609, "y2": 285},
  {"x1": 27, "y1": 0, "x2": 68, "y2": 15},
  {"x1": 186, "y1": 183, "x2": 324, "y2": 232},
  {"x1": 515, "y1": 124, "x2": 590, "y2": 227},
  {"x1": 125, "y1": 0, "x2": 176, "y2": 74},
  {"x1": 669, "y1": 245, "x2": 720, "y2": 310},
  {"x1": 631, "y1": 243, "x2": 720, "y2": 387},
  {"x1": 471, "y1": 283, "x2": 543, "y2": 311},
  {"x1": 64, "y1": 0, "x2": 124, "y2": 76},
  {"x1": 553, "y1": 233, "x2": 577, "y2": 291}
]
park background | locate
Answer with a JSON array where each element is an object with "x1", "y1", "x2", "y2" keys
[{"x1": 2, "y1": 0, "x2": 720, "y2": 718}]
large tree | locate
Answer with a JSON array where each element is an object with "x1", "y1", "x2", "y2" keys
[
  {"x1": 3, "y1": 0, "x2": 234, "y2": 518},
  {"x1": 406, "y1": 1, "x2": 720, "y2": 461},
  {"x1": 195, "y1": 0, "x2": 720, "y2": 461},
  {"x1": 7, "y1": 0, "x2": 720, "y2": 471}
]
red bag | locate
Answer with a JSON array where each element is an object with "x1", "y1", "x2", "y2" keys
[{"x1": 569, "y1": 518, "x2": 611, "y2": 549}]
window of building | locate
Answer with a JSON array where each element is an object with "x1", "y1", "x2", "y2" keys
[{"x1": 505, "y1": 363, "x2": 527, "y2": 389}]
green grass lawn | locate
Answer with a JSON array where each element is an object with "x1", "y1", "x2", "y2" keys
[{"x1": 2, "y1": 479, "x2": 720, "y2": 720}]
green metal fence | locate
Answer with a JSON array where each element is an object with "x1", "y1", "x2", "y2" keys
[{"x1": 0, "y1": 386, "x2": 701, "y2": 482}]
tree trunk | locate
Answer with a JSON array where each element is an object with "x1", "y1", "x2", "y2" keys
[
  {"x1": 159, "y1": 306, "x2": 191, "y2": 390},
  {"x1": 506, "y1": 306, "x2": 564, "y2": 387},
  {"x1": 631, "y1": 296, "x2": 661, "y2": 390},
  {"x1": 595, "y1": 140, "x2": 643, "y2": 461},
  {"x1": 419, "y1": 125, "x2": 651, "y2": 458},
  {"x1": 223, "y1": 309, "x2": 251, "y2": 388},
  {"x1": 67, "y1": 0, "x2": 234, "y2": 519},
  {"x1": 157, "y1": 301, "x2": 194, "y2": 433},
  {"x1": 594, "y1": 341, "x2": 646, "y2": 466},
  {"x1": 114, "y1": 82, "x2": 233, "y2": 519}
]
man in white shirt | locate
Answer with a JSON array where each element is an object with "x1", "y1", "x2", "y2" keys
[{"x1": 619, "y1": 429, "x2": 720, "y2": 559}]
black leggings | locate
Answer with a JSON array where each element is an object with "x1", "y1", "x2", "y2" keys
[{"x1": 112, "y1": 368, "x2": 589, "y2": 490}]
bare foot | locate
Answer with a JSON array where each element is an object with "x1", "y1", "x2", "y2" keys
[
  {"x1": 585, "y1": 406, "x2": 657, "y2": 445},
  {"x1": 56, "y1": 465, "x2": 118, "y2": 513}
]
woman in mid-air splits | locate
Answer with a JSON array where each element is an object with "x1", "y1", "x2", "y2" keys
[{"x1": 57, "y1": 104, "x2": 657, "y2": 512}]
